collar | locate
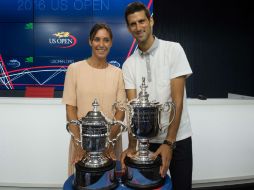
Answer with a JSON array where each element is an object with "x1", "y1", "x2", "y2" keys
[{"x1": 138, "y1": 36, "x2": 159, "y2": 56}]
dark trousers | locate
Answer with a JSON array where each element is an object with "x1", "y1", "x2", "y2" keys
[{"x1": 149, "y1": 137, "x2": 193, "y2": 190}]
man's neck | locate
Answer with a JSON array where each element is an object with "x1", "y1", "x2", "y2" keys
[{"x1": 138, "y1": 35, "x2": 155, "y2": 52}]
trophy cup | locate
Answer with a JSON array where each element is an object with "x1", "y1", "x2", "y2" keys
[
  {"x1": 67, "y1": 99, "x2": 126, "y2": 190},
  {"x1": 124, "y1": 77, "x2": 175, "y2": 189}
]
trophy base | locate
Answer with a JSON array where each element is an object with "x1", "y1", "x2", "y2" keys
[
  {"x1": 131, "y1": 150, "x2": 155, "y2": 164},
  {"x1": 124, "y1": 156, "x2": 164, "y2": 189},
  {"x1": 82, "y1": 154, "x2": 110, "y2": 168},
  {"x1": 73, "y1": 159, "x2": 118, "y2": 190}
]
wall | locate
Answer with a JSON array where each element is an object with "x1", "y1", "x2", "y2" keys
[
  {"x1": 0, "y1": 98, "x2": 68, "y2": 187},
  {"x1": 0, "y1": 98, "x2": 254, "y2": 187},
  {"x1": 189, "y1": 99, "x2": 254, "y2": 187},
  {"x1": 154, "y1": 1, "x2": 254, "y2": 98}
]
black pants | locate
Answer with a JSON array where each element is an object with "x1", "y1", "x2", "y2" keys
[{"x1": 149, "y1": 137, "x2": 193, "y2": 190}]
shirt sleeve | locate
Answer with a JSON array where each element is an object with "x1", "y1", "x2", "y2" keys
[
  {"x1": 170, "y1": 43, "x2": 193, "y2": 79},
  {"x1": 62, "y1": 64, "x2": 77, "y2": 106},
  {"x1": 122, "y1": 58, "x2": 136, "y2": 89}
]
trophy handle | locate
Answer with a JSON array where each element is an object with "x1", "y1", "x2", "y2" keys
[
  {"x1": 169, "y1": 102, "x2": 176, "y2": 126},
  {"x1": 107, "y1": 120, "x2": 127, "y2": 147},
  {"x1": 111, "y1": 101, "x2": 137, "y2": 141},
  {"x1": 127, "y1": 105, "x2": 136, "y2": 138},
  {"x1": 66, "y1": 120, "x2": 82, "y2": 147},
  {"x1": 101, "y1": 111, "x2": 128, "y2": 147},
  {"x1": 112, "y1": 101, "x2": 126, "y2": 116},
  {"x1": 158, "y1": 102, "x2": 176, "y2": 128}
]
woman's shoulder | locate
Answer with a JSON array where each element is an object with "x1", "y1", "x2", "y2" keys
[
  {"x1": 67, "y1": 60, "x2": 87, "y2": 70},
  {"x1": 107, "y1": 64, "x2": 124, "y2": 80},
  {"x1": 107, "y1": 63, "x2": 122, "y2": 72},
  {"x1": 70, "y1": 60, "x2": 86, "y2": 67}
]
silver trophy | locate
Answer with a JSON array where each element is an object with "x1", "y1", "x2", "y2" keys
[
  {"x1": 67, "y1": 99, "x2": 126, "y2": 190},
  {"x1": 124, "y1": 77, "x2": 176, "y2": 189},
  {"x1": 127, "y1": 77, "x2": 175, "y2": 164}
]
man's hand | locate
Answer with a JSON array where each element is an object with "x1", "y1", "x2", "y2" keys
[
  {"x1": 151, "y1": 144, "x2": 173, "y2": 178},
  {"x1": 120, "y1": 147, "x2": 136, "y2": 172}
]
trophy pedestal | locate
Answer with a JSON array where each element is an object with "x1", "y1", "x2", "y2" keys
[
  {"x1": 124, "y1": 156, "x2": 165, "y2": 189},
  {"x1": 73, "y1": 159, "x2": 118, "y2": 190}
]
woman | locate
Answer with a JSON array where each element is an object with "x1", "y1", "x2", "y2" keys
[{"x1": 62, "y1": 23, "x2": 126, "y2": 176}]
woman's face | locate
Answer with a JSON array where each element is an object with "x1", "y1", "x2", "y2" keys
[{"x1": 89, "y1": 28, "x2": 112, "y2": 60}]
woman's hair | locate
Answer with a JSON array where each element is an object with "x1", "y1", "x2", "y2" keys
[
  {"x1": 89, "y1": 23, "x2": 113, "y2": 41},
  {"x1": 124, "y1": 2, "x2": 151, "y2": 25}
]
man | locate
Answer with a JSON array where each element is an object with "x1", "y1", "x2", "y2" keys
[{"x1": 120, "y1": 2, "x2": 193, "y2": 190}]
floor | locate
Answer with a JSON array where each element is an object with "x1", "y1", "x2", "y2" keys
[
  {"x1": 193, "y1": 183, "x2": 254, "y2": 190},
  {"x1": 0, "y1": 188, "x2": 61, "y2": 190},
  {"x1": 1, "y1": 183, "x2": 254, "y2": 190}
]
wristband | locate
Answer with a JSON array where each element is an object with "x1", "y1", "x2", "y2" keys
[
  {"x1": 67, "y1": 120, "x2": 80, "y2": 126},
  {"x1": 163, "y1": 140, "x2": 176, "y2": 150}
]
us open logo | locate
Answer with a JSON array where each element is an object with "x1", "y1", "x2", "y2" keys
[{"x1": 49, "y1": 32, "x2": 77, "y2": 48}]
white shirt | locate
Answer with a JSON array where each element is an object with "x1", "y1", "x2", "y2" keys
[{"x1": 122, "y1": 37, "x2": 192, "y2": 143}]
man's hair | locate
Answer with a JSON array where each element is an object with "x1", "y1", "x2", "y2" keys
[
  {"x1": 89, "y1": 23, "x2": 113, "y2": 41},
  {"x1": 124, "y1": 2, "x2": 151, "y2": 25}
]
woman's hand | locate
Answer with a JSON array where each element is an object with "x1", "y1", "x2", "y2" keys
[
  {"x1": 72, "y1": 140, "x2": 86, "y2": 164},
  {"x1": 120, "y1": 147, "x2": 136, "y2": 172},
  {"x1": 104, "y1": 144, "x2": 116, "y2": 160}
]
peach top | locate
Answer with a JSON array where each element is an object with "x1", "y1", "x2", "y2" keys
[{"x1": 62, "y1": 60, "x2": 126, "y2": 119}]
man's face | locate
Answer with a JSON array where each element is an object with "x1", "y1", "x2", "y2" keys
[{"x1": 127, "y1": 10, "x2": 153, "y2": 44}]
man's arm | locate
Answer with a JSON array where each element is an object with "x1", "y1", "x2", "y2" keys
[
  {"x1": 166, "y1": 76, "x2": 185, "y2": 143},
  {"x1": 152, "y1": 75, "x2": 186, "y2": 177}
]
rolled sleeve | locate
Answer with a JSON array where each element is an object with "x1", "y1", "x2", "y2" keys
[
  {"x1": 170, "y1": 43, "x2": 193, "y2": 79},
  {"x1": 122, "y1": 59, "x2": 136, "y2": 89}
]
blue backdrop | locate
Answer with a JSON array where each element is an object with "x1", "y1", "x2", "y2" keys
[{"x1": 0, "y1": 0, "x2": 153, "y2": 92}]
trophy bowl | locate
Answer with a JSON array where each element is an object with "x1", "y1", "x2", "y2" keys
[{"x1": 129, "y1": 101, "x2": 160, "y2": 139}]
